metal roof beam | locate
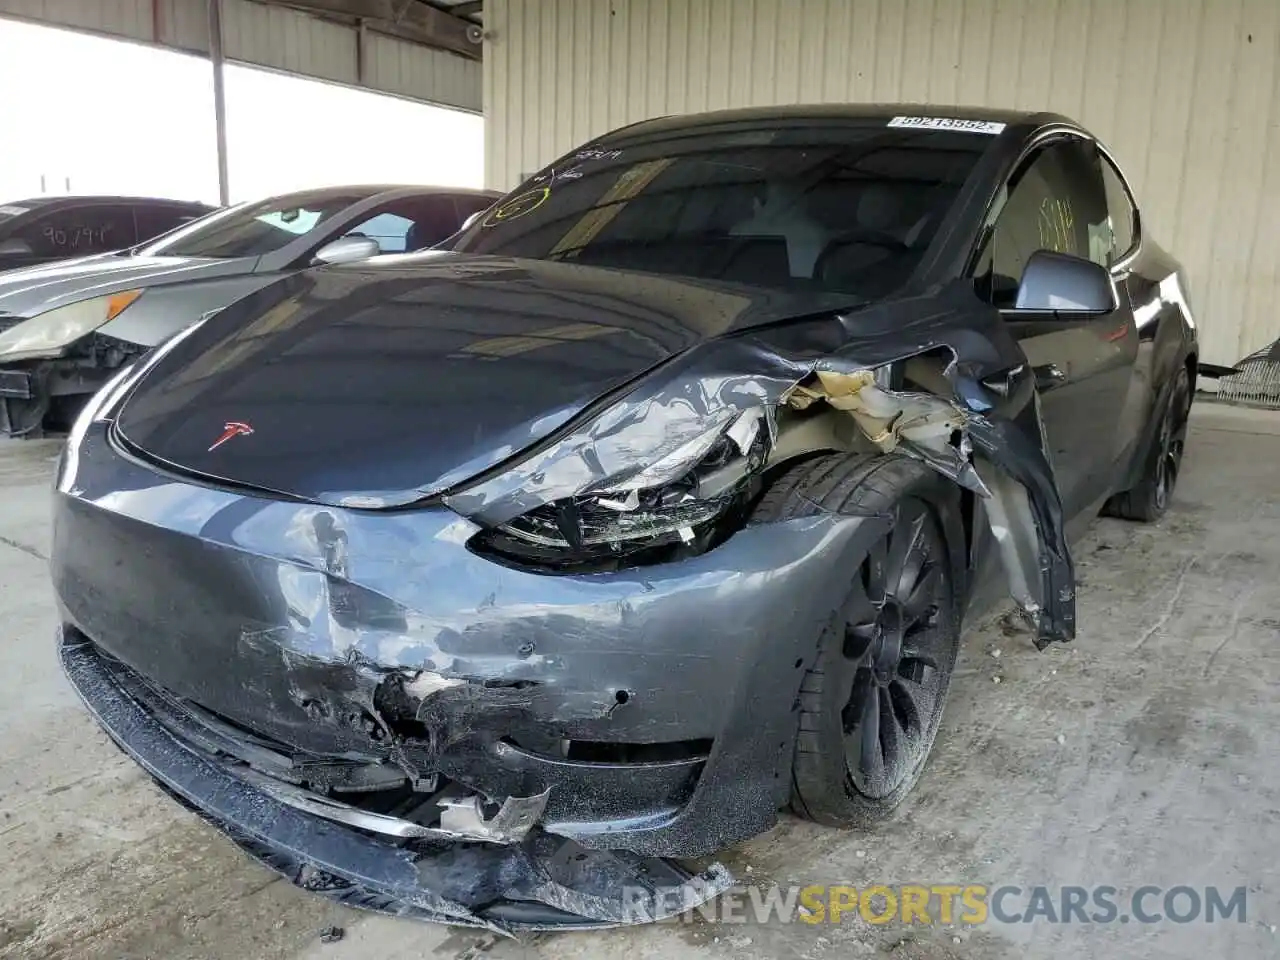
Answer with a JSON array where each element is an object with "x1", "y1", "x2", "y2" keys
[{"x1": 276, "y1": 0, "x2": 481, "y2": 59}]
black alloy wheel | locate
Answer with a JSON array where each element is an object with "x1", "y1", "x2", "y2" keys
[
  {"x1": 753, "y1": 452, "x2": 963, "y2": 827},
  {"x1": 1104, "y1": 365, "x2": 1192, "y2": 522},
  {"x1": 839, "y1": 500, "x2": 952, "y2": 800},
  {"x1": 1152, "y1": 370, "x2": 1191, "y2": 513}
]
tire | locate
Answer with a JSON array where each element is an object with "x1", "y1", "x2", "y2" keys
[
  {"x1": 1103, "y1": 365, "x2": 1192, "y2": 522},
  {"x1": 753, "y1": 452, "x2": 963, "y2": 827}
]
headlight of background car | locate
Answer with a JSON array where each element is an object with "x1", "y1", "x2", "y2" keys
[
  {"x1": 471, "y1": 407, "x2": 772, "y2": 571},
  {"x1": 0, "y1": 289, "x2": 142, "y2": 362}
]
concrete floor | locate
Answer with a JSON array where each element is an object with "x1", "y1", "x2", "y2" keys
[{"x1": 1, "y1": 402, "x2": 1276, "y2": 960}]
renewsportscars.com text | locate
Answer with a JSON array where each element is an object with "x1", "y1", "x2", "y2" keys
[{"x1": 624, "y1": 883, "x2": 1248, "y2": 926}]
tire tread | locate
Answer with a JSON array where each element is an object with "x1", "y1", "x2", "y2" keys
[{"x1": 753, "y1": 452, "x2": 962, "y2": 827}]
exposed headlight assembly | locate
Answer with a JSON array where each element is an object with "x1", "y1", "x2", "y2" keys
[
  {"x1": 470, "y1": 407, "x2": 772, "y2": 571},
  {"x1": 0, "y1": 290, "x2": 142, "y2": 361}
]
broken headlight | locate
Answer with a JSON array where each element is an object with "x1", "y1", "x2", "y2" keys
[{"x1": 471, "y1": 408, "x2": 771, "y2": 571}]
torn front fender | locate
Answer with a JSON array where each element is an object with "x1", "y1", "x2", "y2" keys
[
  {"x1": 967, "y1": 392, "x2": 1076, "y2": 647},
  {"x1": 785, "y1": 364, "x2": 1075, "y2": 646},
  {"x1": 445, "y1": 294, "x2": 1076, "y2": 646}
]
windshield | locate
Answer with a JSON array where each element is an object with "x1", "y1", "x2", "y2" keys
[
  {"x1": 0, "y1": 204, "x2": 31, "y2": 230},
  {"x1": 452, "y1": 120, "x2": 991, "y2": 298},
  {"x1": 140, "y1": 191, "x2": 375, "y2": 259}
]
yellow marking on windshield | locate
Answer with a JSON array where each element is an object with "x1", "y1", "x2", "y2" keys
[
  {"x1": 482, "y1": 187, "x2": 551, "y2": 227},
  {"x1": 547, "y1": 158, "x2": 674, "y2": 258}
]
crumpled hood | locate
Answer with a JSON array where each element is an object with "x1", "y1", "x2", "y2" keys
[
  {"x1": 0, "y1": 253, "x2": 252, "y2": 319},
  {"x1": 114, "y1": 254, "x2": 862, "y2": 507}
]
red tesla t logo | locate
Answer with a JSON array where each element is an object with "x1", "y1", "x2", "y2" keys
[{"x1": 208, "y1": 421, "x2": 254, "y2": 451}]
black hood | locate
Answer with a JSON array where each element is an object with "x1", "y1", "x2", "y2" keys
[{"x1": 115, "y1": 254, "x2": 860, "y2": 506}]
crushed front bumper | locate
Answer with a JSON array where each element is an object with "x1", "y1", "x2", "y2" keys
[
  {"x1": 54, "y1": 421, "x2": 891, "y2": 861},
  {"x1": 58, "y1": 630, "x2": 731, "y2": 933}
]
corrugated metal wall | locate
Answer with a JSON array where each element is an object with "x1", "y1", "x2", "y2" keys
[
  {"x1": 0, "y1": 0, "x2": 482, "y2": 112},
  {"x1": 485, "y1": 0, "x2": 1280, "y2": 366}
]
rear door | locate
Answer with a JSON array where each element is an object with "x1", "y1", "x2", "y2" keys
[
  {"x1": 972, "y1": 134, "x2": 1137, "y2": 525},
  {"x1": 1095, "y1": 151, "x2": 1155, "y2": 480}
]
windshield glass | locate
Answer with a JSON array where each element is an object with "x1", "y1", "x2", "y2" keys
[
  {"x1": 140, "y1": 191, "x2": 375, "y2": 258},
  {"x1": 452, "y1": 120, "x2": 991, "y2": 298},
  {"x1": 0, "y1": 204, "x2": 31, "y2": 230}
]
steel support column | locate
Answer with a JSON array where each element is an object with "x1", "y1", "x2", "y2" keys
[{"x1": 208, "y1": 0, "x2": 230, "y2": 205}]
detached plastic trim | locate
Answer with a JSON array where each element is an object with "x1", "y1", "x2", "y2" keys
[{"x1": 57, "y1": 629, "x2": 732, "y2": 934}]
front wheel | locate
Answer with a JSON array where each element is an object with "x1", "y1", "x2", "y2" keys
[{"x1": 754, "y1": 453, "x2": 963, "y2": 827}]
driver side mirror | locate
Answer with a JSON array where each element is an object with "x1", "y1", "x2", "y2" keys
[
  {"x1": 0, "y1": 238, "x2": 34, "y2": 257},
  {"x1": 313, "y1": 236, "x2": 381, "y2": 265},
  {"x1": 1013, "y1": 249, "x2": 1118, "y2": 315},
  {"x1": 460, "y1": 211, "x2": 483, "y2": 231}
]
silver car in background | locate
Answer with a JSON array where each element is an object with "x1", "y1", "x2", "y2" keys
[{"x1": 0, "y1": 184, "x2": 498, "y2": 437}]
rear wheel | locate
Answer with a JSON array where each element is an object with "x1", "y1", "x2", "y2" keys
[
  {"x1": 754, "y1": 453, "x2": 962, "y2": 827},
  {"x1": 1104, "y1": 366, "x2": 1191, "y2": 522}
]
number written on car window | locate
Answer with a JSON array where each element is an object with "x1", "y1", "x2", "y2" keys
[{"x1": 42, "y1": 223, "x2": 113, "y2": 250}]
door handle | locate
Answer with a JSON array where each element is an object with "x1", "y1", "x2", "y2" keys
[{"x1": 1032, "y1": 363, "x2": 1067, "y2": 391}]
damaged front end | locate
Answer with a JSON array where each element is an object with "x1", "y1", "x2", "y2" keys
[
  {"x1": 52, "y1": 283, "x2": 1075, "y2": 933},
  {"x1": 448, "y1": 302, "x2": 1076, "y2": 648},
  {"x1": 60, "y1": 631, "x2": 732, "y2": 932}
]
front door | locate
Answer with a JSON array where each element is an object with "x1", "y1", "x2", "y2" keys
[{"x1": 973, "y1": 135, "x2": 1137, "y2": 526}]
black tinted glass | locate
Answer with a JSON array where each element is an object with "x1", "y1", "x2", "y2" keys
[
  {"x1": 453, "y1": 194, "x2": 495, "y2": 222},
  {"x1": 979, "y1": 138, "x2": 1109, "y2": 306},
  {"x1": 452, "y1": 122, "x2": 990, "y2": 297},
  {"x1": 134, "y1": 205, "x2": 206, "y2": 244},
  {"x1": 15, "y1": 204, "x2": 138, "y2": 256}
]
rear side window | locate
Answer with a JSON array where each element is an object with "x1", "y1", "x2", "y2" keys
[
  {"x1": 1100, "y1": 155, "x2": 1137, "y2": 263},
  {"x1": 975, "y1": 138, "x2": 1110, "y2": 306}
]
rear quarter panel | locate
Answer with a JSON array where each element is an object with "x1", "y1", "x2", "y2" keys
[{"x1": 1113, "y1": 238, "x2": 1197, "y2": 492}]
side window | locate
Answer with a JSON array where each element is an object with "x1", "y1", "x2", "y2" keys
[
  {"x1": 1099, "y1": 155, "x2": 1137, "y2": 263},
  {"x1": 344, "y1": 197, "x2": 464, "y2": 253},
  {"x1": 14, "y1": 205, "x2": 139, "y2": 256},
  {"x1": 346, "y1": 212, "x2": 415, "y2": 252},
  {"x1": 134, "y1": 205, "x2": 204, "y2": 244},
  {"x1": 975, "y1": 138, "x2": 1110, "y2": 307},
  {"x1": 454, "y1": 195, "x2": 495, "y2": 224}
]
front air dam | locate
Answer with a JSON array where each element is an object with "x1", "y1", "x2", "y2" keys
[{"x1": 57, "y1": 631, "x2": 732, "y2": 935}]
